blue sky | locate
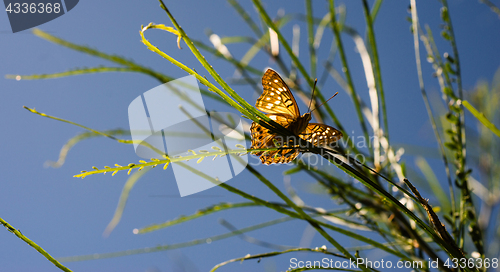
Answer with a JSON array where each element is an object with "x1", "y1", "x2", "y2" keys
[{"x1": 1, "y1": 1, "x2": 499, "y2": 271}]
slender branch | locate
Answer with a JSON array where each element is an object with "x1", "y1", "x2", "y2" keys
[{"x1": 0, "y1": 217, "x2": 73, "y2": 272}]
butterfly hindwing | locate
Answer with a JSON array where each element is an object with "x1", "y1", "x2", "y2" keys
[
  {"x1": 250, "y1": 114, "x2": 300, "y2": 164},
  {"x1": 299, "y1": 123, "x2": 343, "y2": 147},
  {"x1": 257, "y1": 69, "x2": 300, "y2": 118}
]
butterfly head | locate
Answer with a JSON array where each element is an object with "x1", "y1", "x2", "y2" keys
[
  {"x1": 297, "y1": 112, "x2": 312, "y2": 133},
  {"x1": 301, "y1": 112, "x2": 312, "y2": 123}
]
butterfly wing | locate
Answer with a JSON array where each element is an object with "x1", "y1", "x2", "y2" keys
[
  {"x1": 260, "y1": 148, "x2": 299, "y2": 164},
  {"x1": 250, "y1": 114, "x2": 300, "y2": 164},
  {"x1": 256, "y1": 69, "x2": 300, "y2": 118},
  {"x1": 299, "y1": 123, "x2": 343, "y2": 147}
]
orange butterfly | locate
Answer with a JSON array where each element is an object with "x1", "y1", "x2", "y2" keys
[{"x1": 250, "y1": 69, "x2": 343, "y2": 164}]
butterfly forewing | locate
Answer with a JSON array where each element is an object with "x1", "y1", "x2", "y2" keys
[{"x1": 257, "y1": 70, "x2": 300, "y2": 118}]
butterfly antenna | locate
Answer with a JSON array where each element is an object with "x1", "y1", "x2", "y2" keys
[
  {"x1": 307, "y1": 78, "x2": 318, "y2": 113},
  {"x1": 310, "y1": 92, "x2": 339, "y2": 113}
]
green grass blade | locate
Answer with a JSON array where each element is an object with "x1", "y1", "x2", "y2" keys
[
  {"x1": 410, "y1": 0, "x2": 456, "y2": 223},
  {"x1": 210, "y1": 247, "x2": 345, "y2": 272},
  {"x1": 58, "y1": 216, "x2": 295, "y2": 262},
  {"x1": 341, "y1": 25, "x2": 381, "y2": 168},
  {"x1": 0, "y1": 217, "x2": 73, "y2": 272},
  {"x1": 305, "y1": 0, "x2": 317, "y2": 78},
  {"x1": 192, "y1": 40, "x2": 262, "y2": 75},
  {"x1": 136, "y1": 202, "x2": 260, "y2": 234},
  {"x1": 329, "y1": 0, "x2": 371, "y2": 151},
  {"x1": 462, "y1": 100, "x2": 500, "y2": 138},
  {"x1": 10, "y1": 31, "x2": 227, "y2": 104},
  {"x1": 325, "y1": 152, "x2": 465, "y2": 266},
  {"x1": 154, "y1": 5, "x2": 262, "y2": 119},
  {"x1": 103, "y1": 167, "x2": 152, "y2": 237},
  {"x1": 370, "y1": 0, "x2": 383, "y2": 21},
  {"x1": 139, "y1": 23, "x2": 256, "y2": 122},
  {"x1": 245, "y1": 165, "x2": 365, "y2": 270},
  {"x1": 479, "y1": 0, "x2": 500, "y2": 17},
  {"x1": 154, "y1": 5, "x2": 294, "y2": 138},
  {"x1": 178, "y1": 161, "x2": 413, "y2": 262},
  {"x1": 227, "y1": 0, "x2": 263, "y2": 37},
  {"x1": 415, "y1": 157, "x2": 451, "y2": 213},
  {"x1": 440, "y1": 0, "x2": 482, "y2": 255},
  {"x1": 6, "y1": 67, "x2": 137, "y2": 79},
  {"x1": 362, "y1": 0, "x2": 389, "y2": 145},
  {"x1": 45, "y1": 129, "x2": 129, "y2": 168}
]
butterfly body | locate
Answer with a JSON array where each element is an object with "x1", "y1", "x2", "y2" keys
[
  {"x1": 288, "y1": 112, "x2": 312, "y2": 135},
  {"x1": 250, "y1": 69, "x2": 342, "y2": 165}
]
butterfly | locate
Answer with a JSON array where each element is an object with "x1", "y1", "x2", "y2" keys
[{"x1": 250, "y1": 69, "x2": 343, "y2": 165}]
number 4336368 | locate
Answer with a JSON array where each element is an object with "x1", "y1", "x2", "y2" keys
[
  {"x1": 6, "y1": 3, "x2": 61, "y2": 14},
  {"x1": 444, "y1": 258, "x2": 498, "y2": 269}
]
